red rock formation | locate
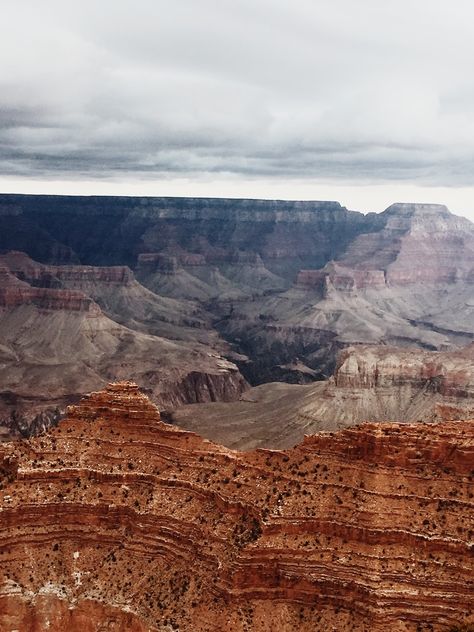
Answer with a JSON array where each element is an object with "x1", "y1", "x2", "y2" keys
[
  {"x1": 0, "y1": 382, "x2": 472, "y2": 631},
  {"x1": 0, "y1": 265, "x2": 98, "y2": 313}
]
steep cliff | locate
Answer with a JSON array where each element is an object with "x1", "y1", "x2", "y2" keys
[
  {"x1": 0, "y1": 382, "x2": 472, "y2": 631},
  {"x1": 1, "y1": 195, "x2": 473, "y2": 389},
  {"x1": 171, "y1": 343, "x2": 474, "y2": 450},
  {"x1": 0, "y1": 194, "x2": 375, "y2": 270},
  {"x1": 223, "y1": 203, "x2": 474, "y2": 380},
  {"x1": 0, "y1": 265, "x2": 99, "y2": 313}
]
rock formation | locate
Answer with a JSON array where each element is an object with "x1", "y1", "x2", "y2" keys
[
  {"x1": 0, "y1": 251, "x2": 220, "y2": 344},
  {"x1": 171, "y1": 343, "x2": 474, "y2": 450},
  {"x1": 0, "y1": 194, "x2": 374, "y2": 269},
  {"x1": 0, "y1": 382, "x2": 472, "y2": 631},
  {"x1": 0, "y1": 265, "x2": 99, "y2": 313},
  {"x1": 0, "y1": 194, "x2": 473, "y2": 424},
  {"x1": 221, "y1": 203, "x2": 474, "y2": 380},
  {"x1": 0, "y1": 252, "x2": 247, "y2": 438}
]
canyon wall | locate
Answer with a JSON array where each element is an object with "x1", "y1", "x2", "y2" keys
[
  {"x1": 171, "y1": 343, "x2": 474, "y2": 450},
  {"x1": 1, "y1": 195, "x2": 473, "y2": 420},
  {"x1": 0, "y1": 382, "x2": 472, "y2": 631},
  {"x1": 0, "y1": 194, "x2": 379, "y2": 271}
]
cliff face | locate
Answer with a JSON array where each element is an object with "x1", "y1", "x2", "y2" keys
[
  {"x1": 171, "y1": 343, "x2": 474, "y2": 451},
  {"x1": 0, "y1": 194, "x2": 375, "y2": 270},
  {"x1": 1, "y1": 195, "x2": 473, "y2": 395},
  {"x1": 296, "y1": 263, "x2": 387, "y2": 292},
  {"x1": 223, "y1": 203, "x2": 474, "y2": 380},
  {"x1": 334, "y1": 344, "x2": 474, "y2": 397},
  {"x1": 296, "y1": 204, "x2": 474, "y2": 292},
  {"x1": 0, "y1": 256, "x2": 247, "y2": 438},
  {"x1": 0, "y1": 250, "x2": 134, "y2": 285},
  {"x1": 0, "y1": 382, "x2": 472, "y2": 631},
  {"x1": 0, "y1": 249, "x2": 248, "y2": 438},
  {"x1": 0, "y1": 265, "x2": 99, "y2": 313},
  {"x1": 335, "y1": 203, "x2": 474, "y2": 286}
]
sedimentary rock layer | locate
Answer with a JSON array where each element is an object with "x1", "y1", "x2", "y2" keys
[
  {"x1": 0, "y1": 265, "x2": 98, "y2": 312},
  {"x1": 1, "y1": 196, "x2": 473, "y2": 383},
  {"x1": 0, "y1": 382, "x2": 472, "y2": 631},
  {"x1": 0, "y1": 251, "x2": 247, "y2": 438},
  {"x1": 172, "y1": 343, "x2": 474, "y2": 450}
]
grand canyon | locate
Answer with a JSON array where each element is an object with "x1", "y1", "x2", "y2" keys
[
  {"x1": 0, "y1": 194, "x2": 473, "y2": 631},
  {"x1": 0, "y1": 195, "x2": 473, "y2": 441},
  {"x1": 0, "y1": 381, "x2": 472, "y2": 631},
  {"x1": 3, "y1": 1, "x2": 474, "y2": 629}
]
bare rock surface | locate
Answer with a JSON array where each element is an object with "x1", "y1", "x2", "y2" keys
[
  {"x1": 222, "y1": 203, "x2": 474, "y2": 380},
  {"x1": 172, "y1": 344, "x2": 474, "y2": 449},
  {"x1": 0, "y1": 253, "x2": 247, "y2": 437},
  {"x1": 0, "y1": 382, "x2": 472, "y2": 631}
]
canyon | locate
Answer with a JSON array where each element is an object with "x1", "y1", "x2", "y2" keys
[
  {"x1": 0, "y1": 251, "x2": 245, "y2": 438},
  {"x1": 171, "y1": 343, "x2": 474, "y2": 449},
  {"x1": 0, "y1": 381, "x2": 472, "y2": 631},
  {"x1": 0, "y1": 194, "x2": 473, "y2": 631},
  {"x1": 0, "y1": 195, "x2": 473, "y2": 445}
]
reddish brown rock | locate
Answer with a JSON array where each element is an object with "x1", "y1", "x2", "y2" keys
[
  {"x1": 0, "y1": 382, "x2": 472, "y2": 631},
  {"x1": 0, "y1": 265, "x2": 98, "y2": 313},
  {"x1": 0, "y1": 250, "x2": 134, "y2": 285}
]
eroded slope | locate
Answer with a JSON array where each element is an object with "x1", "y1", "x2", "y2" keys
[
  {"x1": 172, "y1": 343, "x2": 474, "y2": 449},
  {"x1": 0, "y1": 382, "x2": 472, "y2": 631}
]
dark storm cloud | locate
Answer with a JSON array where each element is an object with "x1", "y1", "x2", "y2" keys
[{"x1": 2, "y1": 0, "x2": 474, "y2": 185}]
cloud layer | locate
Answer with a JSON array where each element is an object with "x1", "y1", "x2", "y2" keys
[{"x1": 2, "y1": 0, "x2": 474, "y2": 191}]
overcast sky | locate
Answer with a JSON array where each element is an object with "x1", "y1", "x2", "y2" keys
[{"x1": 2, "y1": 0, "x2": 474, "y2": 219}]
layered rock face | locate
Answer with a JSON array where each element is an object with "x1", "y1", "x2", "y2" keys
[
  {"x1": 0, "y1": 252, "x2": 247, "y2": 438},
  {"x1": 0, "y1": 195, "x2": 374, "y2": 269},
  {"x1": 296, "y1": 263, "x2": 387, "y2": 292},
  {"x1": 0, "y1": 265, "x2": 99, "y2": 313},
  {"x1": 334, "y1": 343, "x2": 474, "y2": 396},
  {"x1": 223, "y1": 203, "x2": 474, "y2": 380},
  {"x1": 172, "y1": 343, "x2": 474, "y2": 450},
  {"x1": 342, "y1": 203, "x2": 474, "y2": 285},
  {"x1": 0, "y1": 382, "x2": 472, "y2": 631},
  {"x1": 0, "y1": 251, "x2": 217, "y2": 343},
  {"x1": 0, "y1": 194, "x2": 473, "y2": 403},
  {"x1": 296, "y1": 204, "x2": 474, "y2": 293}
]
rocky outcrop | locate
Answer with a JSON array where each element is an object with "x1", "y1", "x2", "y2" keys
[
  {"x1": 0, "y1": 382, "x2": 472, "y2": 631},
  {"x1": 0, "y1": 250, "x2": 134, "y2": 285},
  {"x1": 297, "y1": 205, "x2": 474, "y2": 293},
  {"x1": 334, "y1": 344, "x2": 474, "y2": 397},
  {"x1": 338, "y1": 203, "x2": 474, "y2": 286},
  {"x1": 171, "y1": 344, "x2": 474, "y2": 450},
  {"x1": 0, "y1": 266, "x2": 99, "y2": 313},
  {"x1": 296, "y1": 263, "x2": 386, "y2": 292}
]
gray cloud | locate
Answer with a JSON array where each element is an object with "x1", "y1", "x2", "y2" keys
[{"x1": 2, "y1": 0, "x2": 474, "y2": 188}]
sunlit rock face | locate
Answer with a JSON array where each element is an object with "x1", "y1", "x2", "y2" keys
[{"x1": 0, "y1": 382, "x2": 472, "y2": 631}]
